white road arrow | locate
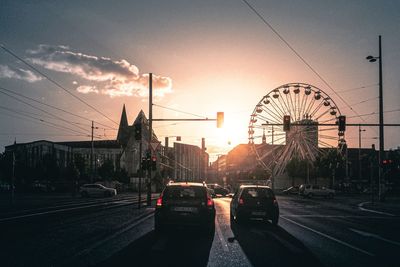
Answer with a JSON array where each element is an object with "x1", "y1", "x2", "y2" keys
[{"x1": 349, "y1": 228, "x2": 400, "y2": 247}]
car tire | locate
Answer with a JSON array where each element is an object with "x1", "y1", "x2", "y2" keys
[
  {"x1": 272, "y1": 215, "x2": 279, "y2": 226},
  {"x1": 308, "y1": 193, "x2": 313, "y2": 198}
]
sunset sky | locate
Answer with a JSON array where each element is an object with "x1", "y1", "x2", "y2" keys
[{"x1": 1, "y1": 0, "x2": 399, "y2": 160}]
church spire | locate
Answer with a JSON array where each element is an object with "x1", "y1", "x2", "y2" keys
[{"x1": 117, "y1": 104, "x2": 129, "y2": 146}]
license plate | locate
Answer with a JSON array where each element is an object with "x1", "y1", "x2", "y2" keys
[
  {"x1": 173, "y1": 207, "x2": 197, "y2": 212},
  {"x1": 251, "y1": 211, "x2": 266, "y2": 216}
]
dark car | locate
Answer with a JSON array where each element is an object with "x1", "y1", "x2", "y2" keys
[
  {"x1": 207, "y1": 183, "x2": 229, "y2": 197},
  {"x1": 155, "y1": 182, "x2": 216, "y2": 233},
  {"x1": 230, "y1": 185, "x2": 279, "y2": 225},
  {"x1": 282, "y1": 186, "x2": 299, "y2": 195}
]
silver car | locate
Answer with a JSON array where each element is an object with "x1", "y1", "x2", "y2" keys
[
  {"x1": 79, "y1": 184, "x2": 117, "y2": 197},
  {"x1": 299, "y1": 184, "x2": 335, "y2": 198}
]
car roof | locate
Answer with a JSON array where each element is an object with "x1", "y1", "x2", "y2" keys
[
  {"x1": 239, "y1": 185, "x2": 272, "y2": 189},
  {"x1": 167, "y1": 182, "x2": 206, "y2": 187}
]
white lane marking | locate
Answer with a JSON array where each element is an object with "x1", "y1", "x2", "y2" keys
[
  {"x1": 358, "y1": 202, "x2": 395, "y2": 216},
  {"x1": 349, "y1": 228, "x2": 400, "y2": 247},
  {"x1": 281, "y1": 214, "x2": 395, "y2": 219},
  {"x1": 215, "y1": 216, "x2": 229, "y2": 252},
  {"x1": 281, "y1": 217, "x2": 375, "y2": 257},
  {"x1": 76, "y1": 212, "x2": 154, "y2": 257}
]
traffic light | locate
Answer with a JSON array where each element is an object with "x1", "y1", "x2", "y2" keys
[
  {"x1": 338, "y1": 116, "x2": 346, "y2": 132},
  {"x1": 134, "y1": 124, "x2": 142, "y2": 140},
  {"x1": 176, "y1": 136, "x2": 181, "y2": 141},
  {"x1": 283, "y1": 115, "x2": 290, "y2": 131},
  {"x1": 217, "y1": 112, "x2": 224, "y2": 128},
  {"x1": 151, "y1": 156, "x2": 157, "y2": 170},
  {"x1": 141, "y1": 157, "x2": 148, "y2": 170}
]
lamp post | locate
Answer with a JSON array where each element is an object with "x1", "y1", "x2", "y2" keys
[
  {"x1": 366, "y1": 35, "x2": 384, "y2": 201},
  {"x1": 358, "y1": 125, "x2": 366, "y2": 182}
]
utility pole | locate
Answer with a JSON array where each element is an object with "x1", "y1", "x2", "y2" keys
[
  {"x1": 366, "y1": 35, "x2": 384, "y2": 201},
  {"x1": 378, "y1": 35, "x2": 384, "y2": 201},
  {"x1": 147, "y1": 73, "x2": 153, "y2": 206},
  {"x1": 359, "y1": 125, "x2": 366, "y2": 182},
  {"x1": 138, "y1": 141, "x2": 142, "y2": 209},
  {"x1": 91, "y1": 121, "x2": 94, "y2": 183}
]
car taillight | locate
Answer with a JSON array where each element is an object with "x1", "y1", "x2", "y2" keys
[
  {"x1": 156, "y1": 197, "x2": 163, "y2": 207},
  {"x1": 207, "y1": 197, "x2": 214, "y2": 207},
  {"x1": 239, "y1": 198, "x2": 244, "y2": 205}
]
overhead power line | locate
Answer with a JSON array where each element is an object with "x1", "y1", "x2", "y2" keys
[
  {"x1": 0, "y1": 43, "x2": 119, "y2": 125},
  {"x1": 0, "y1": 86, "x2": 116, "y2": 130},
  {"x1": 0, "y1": 107, "x2": 102, "y2": 138},
  {"x1": 0, "y1": 90, "x2": 91, "y2": 134},
  {"x1": 336, "y1": 84, "x2": 378, "y2": 94},
  {"x1": 241, "y1": 0, "x2": 373, "y2": 131},
  {"x1": 153, "y1": 103, "x2": 207, "y2": 119}
]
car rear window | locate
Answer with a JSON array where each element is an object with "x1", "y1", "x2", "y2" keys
[
  {"x1": 242, "y1": 188, "x2": 274, "y2": 199},
  {"x1": 164, "y1": 186, "x2": 206, "y2": 200}
]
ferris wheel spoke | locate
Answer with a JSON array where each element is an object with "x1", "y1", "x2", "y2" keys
[
  {"x1": 259, "y1": 107, "x2": 282, "y2": 124},
  {"x1": 271, "y1": 94, "x2": 286, "y2": 117},
  {"x1": 305, "y1": 97, "x2": 317, "y2": 117},
  {"x1": 314, "y1": 108, "x2": 332, "y2": 121},
  {"x1": 269, "y1": 97, "x2": 286, "y2": 118},
  {"x1": 320, "y1": 135, "x2": 339, "y2": 141},
  {"x1": 319, "y1": 140, "x2": 336, "y2": 148},
  {"x1": 284, "y1": 93, "x2": 295, "y2": 119},
  {"x1": 299, "y1": 92, "x2": 308, "y2": 118},
  {"x1": 319, "y1": 127, "x2": 337, "y2": 132},
  {"x1": 277, "y1": 91, "x2": 291, "y2": 115},
  {"x1": 319, "y1": 117, "x2": 337, "y2": 124},
  {"x1": 287, "y1": 91, "x2": 297, "y2": 121},
  {"x1": 309, "y1": 101, "x2": 324, "y2": 118}
]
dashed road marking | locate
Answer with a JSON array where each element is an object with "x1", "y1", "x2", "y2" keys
[
  {"x1": 215, "y1": 216, "x2": 229, "y2": 252},
  {"x1": 281, "y1": 216, "x2": 375, "y2": 257}
]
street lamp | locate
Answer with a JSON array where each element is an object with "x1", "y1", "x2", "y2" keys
[
  {"x1": 358, "y1": 126, "x2": 366, "y2": 182},
  {"x1": 366, "y1": 35, "x2": 384, "y2": 201}
]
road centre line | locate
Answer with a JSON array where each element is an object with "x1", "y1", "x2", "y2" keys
[
  {"x1": 349, "y1": 228, "x2": 400, "y2": 247},
  {"x1": 74, "y1": 211, "x2": 155, "y2": 258},
  {"x1": 281, "y1": 217, "x2": 375, "y2": 257},
  {"x1": 215, "y1": 215, "x2": 229, "y2": 252},
  {"x1": 358, "y1": 202, "x2": 395, "y2": 216}
]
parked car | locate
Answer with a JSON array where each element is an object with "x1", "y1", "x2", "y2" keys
[
  {"x1": 282, "y1": 186, "x2": 299, "y2": 195},
  {"x1": 155, "y1": 182, "x2": 215, "y2": 233},
  {"x1": 230, "y1": 185, "x2": 279, "y2": 225},
  {"x1": 79, "y1": 184, "x2": 117, "y2": 197},
  {"x1": 299, "y1": 184, "x2": 335, "y2": 198},
  {"x1": 207, "y1": 183, "x2": 229, "y2": 197}
]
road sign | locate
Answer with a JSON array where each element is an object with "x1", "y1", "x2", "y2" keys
[{"x1": 150, "y1": 141, "x2": 161, "y2": 152}]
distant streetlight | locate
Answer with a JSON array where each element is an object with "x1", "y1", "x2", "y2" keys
[{"x1": 366, "y1": 35, "x2": 384, "y2": 201}]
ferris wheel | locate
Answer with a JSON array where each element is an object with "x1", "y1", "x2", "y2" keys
[{"x1": 248, "y1": 83, "x2": 345, "y2": 176}]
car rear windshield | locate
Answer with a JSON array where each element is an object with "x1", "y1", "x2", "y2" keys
[
  {"x1": 164, "y1": 186, "x2": 206, "y2": 200},
  {"x1": 242, "y1": 188, "x2": 274, "y2": 199}
]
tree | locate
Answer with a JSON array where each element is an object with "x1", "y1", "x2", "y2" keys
[{"x1": 98, "y1": 159, "x2": 114, "y2": 181}]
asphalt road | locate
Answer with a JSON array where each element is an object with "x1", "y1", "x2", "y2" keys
[{"x1": 0, "y1": 193, "x2": 399, "y2": 267}]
